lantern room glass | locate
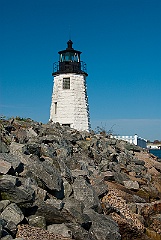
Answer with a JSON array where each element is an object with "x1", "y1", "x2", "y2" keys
[{"x1": 60, "y1": 53, "x2": 80, "y2": 62}]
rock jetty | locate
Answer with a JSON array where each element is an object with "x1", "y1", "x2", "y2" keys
[{"x1": 0, "y1": 118, "x2": 161, "y2": 240}]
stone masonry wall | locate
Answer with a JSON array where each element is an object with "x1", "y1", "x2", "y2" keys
[{"x1": 50, "y1": 73, "x2": 90, "y2": 131}]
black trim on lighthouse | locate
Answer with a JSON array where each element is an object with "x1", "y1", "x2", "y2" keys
[{"x1": 52, "y1": 40, "x2": 88, "y2": 76}]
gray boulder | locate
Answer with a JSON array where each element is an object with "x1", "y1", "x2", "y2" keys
[
  {"x1": 58, "y1": 159, "x2": 73, "y2": 183},
  {"x1": 23, "y1": 143, "x2": 41, "y2": 157},
  {"x1": 63, "y1": 178, "x2": 73, "y2": 198},
  {"x1": 28, "y1": 215, "x2": 46, "y2": 229},
  {"x1": 9, "y1": 142, "x2": 28, "y2": 165},
  {"x1": 123, "y1": 180, "x2": 140, "y2": 190},
  {"x1": 71, "y1": 169, "x2": 89, "y2": 178},
  {"x1": 0, "y1": 160, "x2": 11, "y2": 174},
  {"x1": 34, "y1": 199, "x2": 66, "y2": 224},
  {"x1": 84, "y1": 208, "x2": 121, "y2": 240},
  {"x1": 0, "y1": 200, "x2": 10, "y2": 212},
  {"x1": 131, "y1": 158, "x2": 145, "y2": 165},
  {"x1": 47, "y1": 223, "x2": 72, "y2": 238},
  {"x1": 1, "y1": 203, "x2": 24, "y2": 234},
  {"x1": 113, "y1": 171, "x2": 130, "y2": 184},
  {"x1": 40, "y1": 143, "x2": 57, "y2": 158},
  {"x1": 13, "y1": 128, "x2": 28, "y2": 144},
  {"x1": 61, "y1": 198, "x2": 91, "y2": 228},
  {"x1": 64, "y1": 155, "x2": 82, "y2": 171},
  {"x1": 26, "y1": 127, "x2": 38, "y2": 138},
  {"x1": 103, "y1": 171, "x2": 115, "y2": 181},
  {"x1": 126, "y1": 164, "x2": 146, "y2": 175},
  {"x1": 45, "y1": 198, "x2": 64, "y2": 211},
  {"x1": 90, "y1": 178, "x2": 108, "y2": 198},
  {"x1": 26, "y1": 155, "x2": 63, "y2": 192},
  {"x1": 0, "y1": 141, "x2": 9, "y2": 153},
  {"x1": 0, "y1": 153, "x2": 24, "y2": 175},
  {"x1": 72, "y1": 176, "x2": 102, "y2": 213},
  {"x1": 40, "y1": 134, "x2": 60, "y2": 144},
  {"x1": 0, "y1": 175, "x2": 34, "y2": 203},
  {"x1": 65, "y1": 222, "x2": 97, "y2": 240}
]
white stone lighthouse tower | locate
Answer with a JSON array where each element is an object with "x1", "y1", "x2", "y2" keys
[{"x1": 50, "y1": 40, "x2": 90, "y2": 131}]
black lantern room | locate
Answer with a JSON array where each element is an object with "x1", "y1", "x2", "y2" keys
[{"x1": 52, "y1": 40, "x2": 88, "y2": 76}]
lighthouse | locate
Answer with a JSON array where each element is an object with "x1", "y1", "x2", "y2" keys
[{"x1": 50, "y1": 40, "x2": 90, "y2": 131}]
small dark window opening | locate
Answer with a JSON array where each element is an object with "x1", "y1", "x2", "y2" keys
[
  {"x1": 62, "y1": 124, "x2": 70, "y2": 127},
  {"x1": 54, "y1": 102, "x2": 57, "y2": 114},
  {"x1": 63, "y1": 78, "x2": 70, "y2": 89}
]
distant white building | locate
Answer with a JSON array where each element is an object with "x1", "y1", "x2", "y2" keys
[
  {"x1": 147, "y1": 143, "x2": 161, "y2": 149},
  {"x1": 112, "y1": 134, "x2": 147, "y2": 148}
]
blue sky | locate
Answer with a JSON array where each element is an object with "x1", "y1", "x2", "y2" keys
[{"x1": 0, "y1": 0, "x2": 161, "y2": 141}]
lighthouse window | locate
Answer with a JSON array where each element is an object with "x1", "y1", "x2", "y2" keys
[
  {"x1": 54, "y1": 102, "x2": 57, "y2": 114},
  {"x1": 62, "y1": 53, "x2": 74, "y2": 62},
  {"x1": 63, "y1": 78, "x2": 70, "y2": 89},
  {"x1": 62, "y1": 124, "x2": 70, "y2": 127}
]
